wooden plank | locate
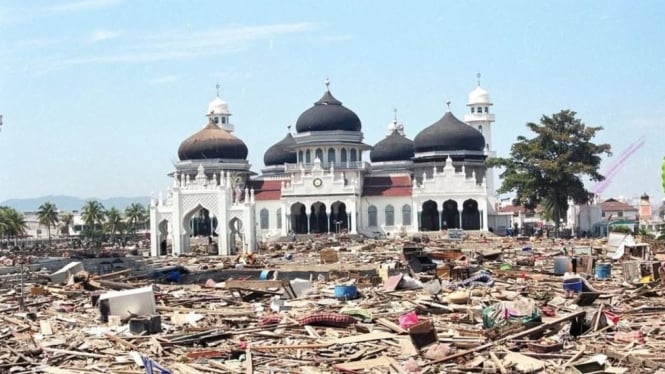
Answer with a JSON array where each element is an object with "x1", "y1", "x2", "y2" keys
[
  {"x1": 331, "y1": 332, "x2": 396, "y2": 345},
  {"x1": 225, "y1": 279, "x2": 284, "y2": 290},
  {"x1": 245, "y1": 347, "x2": 253, "y2": 374},
  {"x1": 424, "y1": 310, "x2": 587, "y2": 366},
  {"x1": 333, "y1": 356, "x2": 392, "y2": 371}
]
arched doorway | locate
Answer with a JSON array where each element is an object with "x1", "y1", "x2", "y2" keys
[
  {"x1": 421, "y1": 200, "x2": 439, "y2": 231},
  {"x1": 183, "y1": 206, "x2": 218, "y2": 237},
  {"x1": 462, "y1": 199, "x2": 481, "y2": 230},
  {"x1": 228, "y1": 218, "x2": 243, "y2": 254},
  {"x1": 330, "y1": 201, "x2": 348, "y2": 233},
  {"x1": 158, "y1": 220, "x2": 169, "y2": 256},
  {"x1": 309, "y1": 202, "x2": 328, "y2": 233},
  {"x1": 442, "y1": 200, "x2": 460, "y2": 229},
  {"x1": 290, "y1": 203, "x2": 307, "y2": 234}
]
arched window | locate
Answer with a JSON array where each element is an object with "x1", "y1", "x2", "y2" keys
[
  {"x1": 341, "y1": 149, "x2": 347, "y2": 163},
  {"x1": 328, "y1": 148, "x2": 336, "y2": 164},
  {"x1": 350, "y1": 149, "x2": 358, "y2": 162},
  {"x1": 402, "y1": 204, "x2": 412, "y2": 226},
  {"x1": 298, "y1": 150, "x2": 303, "y2": 163},
  {"x1": 478, "y1": 125, "x2": 483, "y2": 133},
  {"x1": 315, "y1": 148, "x2": 323, "y2": 162},
  {"x1": 305, "y1": 150, "x2": 311, "y2": 163},
  {"x1": 260, "y1": 208, "x2": 269, "y2": 229},
  {"x1": 484, "y1": 106, "x2": 489, "y2": 113},
  {"x1": 471, "y1": 107, "x2": 475, "y2": 114},
  {"x1": 276, "y1": 208, "x2": 282, "y2": 229},
  {"x1": 385, "y1": 205, "x2": 395, "y2": 226},
  {"x1": 477, "y1": 106, "x2": 482, "y2": 113},
  {"x1": 368, "y1": 205, "x2": 377, "y2": 227}
]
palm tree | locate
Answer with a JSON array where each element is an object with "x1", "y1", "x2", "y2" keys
[
  {"x1": 59, "y1": 212, "x2": 74, "y2": 237},
  {"x1": 125, "y1": 203, "x2": 148, "y2": 238},
  {"x1": 81, "y1": 200, "x2": 106, "y2": 246},
  {"x1": 105, "y1": 207, "x2": 123, "y2": 245},
  {"x1": 37, "y1": 202, "x2": 59, "y2": 247},
  {"x1": 0, "y1": 206, "x2": 28, "y2": 246}
]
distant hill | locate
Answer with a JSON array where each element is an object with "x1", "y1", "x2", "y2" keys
[{"x1": 0, "y1": 195, "x2": 151, "y2": 212}]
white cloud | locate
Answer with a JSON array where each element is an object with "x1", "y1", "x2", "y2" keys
[
  {"x1": 40, "y1": 22, "x2": 317, "y2": 70},
  {"x1": 48, "y1": 0, "x2": 123, "y2": 13},
  {"x1": 89, "y1": 29, "x2": 120, "y2": 42},
  {"x1": 149, "y1": 75, "x2": 180, "y2": 85}
]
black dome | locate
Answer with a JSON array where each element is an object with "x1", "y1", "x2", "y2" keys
[
  {"x1": 295, "y1": 90, "x2": 362, "y2": 132},
  {"x1": 264, "y1": 133, "x2": 297, "y2": 166},
  {"x1": 414, "y1": 111, "x2": 485, "y2": 153},
  {"x1": 370, "y1": 130, "x2": 414, "y2": 162},
  {"x1": 178, "y1": 119, "x2": 248, "y2": 161}
]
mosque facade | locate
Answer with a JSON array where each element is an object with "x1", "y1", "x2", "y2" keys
[{"x1": 149, "y1": 80, "x2": 499, "y2": 256}]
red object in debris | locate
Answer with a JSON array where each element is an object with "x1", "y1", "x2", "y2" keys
[
  {"x1": 614, "y1": 330, "x2": 644, "y2": 344},
  {"x1": 541, "y1": 306, "x2": 555, "y2": 317}
]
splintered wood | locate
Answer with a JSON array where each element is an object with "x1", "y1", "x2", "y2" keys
[{"x1": 0, "y1": 233, "x2": 664, "y2": 373}]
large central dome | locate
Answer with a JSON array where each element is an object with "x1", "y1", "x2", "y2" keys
[
  {"x1": 295, "y1": 87, "x2": 362, "y2": 133},
  {"x1": 414, "y1": 111, "x2": 485, "y2": 153},
  {"x1": 178, "y1": 118, "x2": 248, "y2": 161}
]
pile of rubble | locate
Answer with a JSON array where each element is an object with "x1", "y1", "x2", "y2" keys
[{"x1": 2, "y1": 233, "x2": 665, "y2": 373}]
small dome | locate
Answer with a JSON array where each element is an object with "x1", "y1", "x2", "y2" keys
[
  {"x1": 178, "y1": 119, "x2": 248, "y2": 161},
  {"x1": 468, "y1": 86, "x2": 491, "y2": 106},
  {"x1": 264, "y1": 132, "x2": 297, "y2": 166},
  {"x1": 208, "y1": 96, "x2": 230, "y2": 115},
  {"x1": 414, "y1": 111, "x2": 485, "y2": 153},
  {"x1": 295, "y1": 89, "x2": 362, "y2": 133},
  {"x1": 371, "y1": 130, "x2": 414, "y2": 163}
]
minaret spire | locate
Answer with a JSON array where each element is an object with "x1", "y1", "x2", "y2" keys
[
  {"x1": 216, "y1": 81, "x2": 221, "y2": 97},
  {"x1": 476, "y1": 72, "x2": 481, "y2": 87}
]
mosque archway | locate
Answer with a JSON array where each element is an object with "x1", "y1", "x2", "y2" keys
[
  {"x1": 158, "y1": 219, "x2": 169, "y2": 256},
  {"x1": 330, "y1": 201, "x2": 348, "y2": 233},
  {"x1": 461, "y1": 199, "x2": 481, "y2": 230},
  {"x1": 309, "y1": 202, "x2": 328, "y2": 234},
  {"x1": 442, "y1": 200, "x2": 460, "y2": 229},
  {"x1": 421, "y1": 200, "x2": 439, "y2": 231},
  {"x1": 183, "y1": 206, "x2": 218, "y2": 237},
  {"x1": 290, "y1": 203, "x2": 308, "y2": 234},
  {"x1": 228, "y1": 217, "x2": 243, "y2": 254}
]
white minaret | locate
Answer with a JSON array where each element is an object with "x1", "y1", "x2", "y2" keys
[
  {"x1": 464, "y1": 74, "x2": 496, "y2": 195},
  {"x1": 207, "y1": 83, "x2": 234, "y2": 132}
]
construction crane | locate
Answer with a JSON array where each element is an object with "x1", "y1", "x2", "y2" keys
[{"x1": 592, "y1": 136, "x2": 646, "y2": 195}]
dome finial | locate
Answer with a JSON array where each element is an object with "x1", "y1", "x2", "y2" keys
[
  {"x1": 287, "y1": 124, "x2": 292, "y2": 133},
  {"x1": 393, "y1": 107, "x2": 398, "y2": 122},
  {"x1": 324, "y1": 77, "x2": 330, "y2": 91},
  {"x1": 476, "y1": 72, "x2": 481, "y2": 87},
  {"x1": 216, "y1": 81, "x2": 221, "y2": 97},
  {"x1": 446, "y1": 99, "x2": 451, "y2": 112}
]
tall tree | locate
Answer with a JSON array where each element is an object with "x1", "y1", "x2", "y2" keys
[
  {"x1": 105, "y1": 207, "x2": 123, "y2": 244},
  {"x1": 487, "y1": 110, "x2": 611, "y2": 236},
  {"x1": 59, "y1": 212, "x2": 74, "y2": 236},
  {"x1": 0, "y1": 206, "x2": 28, "y2": 245},
  {"x1": 37, "y1": 201, "x2": 59, "y2": 247},
  {"x1": 81, "y1": 200, "x2": 106, "y2": 246},
  {"x1": 125, "y1": 203, "x2": 148, "y2": 238}
]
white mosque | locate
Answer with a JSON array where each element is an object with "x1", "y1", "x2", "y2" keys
[{"x1": 149, "y1": 78, "x2": 501, "y2": 256}]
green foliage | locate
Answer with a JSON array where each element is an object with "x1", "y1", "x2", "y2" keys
[
  {"x1": 662, "y1": 156, "x2": 665, "y2": 193},
  {"x1": 125, "y1": 203, "x2": 148, "y2": 237},
  {"x1": 487, "y1": 110, "x2": 611, "y2": 234},
  {"x1": 37, "y1": 201, "x2": 59, "y2": 244},
  {"x1": 0, "y1": 206, "x2": 28, "y2": 241},
  {"x1": 59, "y1": 212, "x2": 74, "y2": 236},
  {"x1": 610, "y1": 225, "x2": 633, "y2": 234},
  {"x1": 81, "y1": 200, "x2": 106, "y2": 246}
]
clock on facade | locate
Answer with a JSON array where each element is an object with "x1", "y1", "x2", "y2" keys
[{"x1": 313, "y1": 178, "x2": 323, "y2": 187}]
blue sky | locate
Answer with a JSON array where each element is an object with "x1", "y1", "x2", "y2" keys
[{"x1": 1, "y1": 0, "x2": 663, "y2": 205}]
